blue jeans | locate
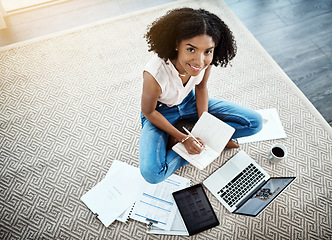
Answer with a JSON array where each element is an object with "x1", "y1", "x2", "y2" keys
[{"x1": 139, "y1": 90, "x2": 262, "y2": 184}]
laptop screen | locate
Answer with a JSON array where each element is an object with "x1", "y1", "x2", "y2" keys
[{"x1": 234, "y1": 177, "x2": 295, "y2": 216}]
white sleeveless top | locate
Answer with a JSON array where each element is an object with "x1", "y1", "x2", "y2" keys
[{"x1": 144, "y1": 55, "x2": 206, "y2": 106}]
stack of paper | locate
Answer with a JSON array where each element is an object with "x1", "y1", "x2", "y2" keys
[
  {"x1": 130, "y1": 174, "x2": 190, "y2": 231},
  {"x1": 81, "y1": 161, "x2": 147, "y2": 227},
  {"x1": 81, "y1": 160, "x2": 190, "y2": 234}
]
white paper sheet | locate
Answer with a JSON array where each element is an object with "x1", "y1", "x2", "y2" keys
[
  {"x1": 81, "y1": 162, "x2": 147, "y2": 227},
  {"x1": 147, "y1": 208, "x2": 189, "y2": 236},
  {"x1": 237, "y1": 108, "x2": 287, "y2": 144},
  {"x1": 130, "y1": 174, "x2": 190, "y2": 231}
]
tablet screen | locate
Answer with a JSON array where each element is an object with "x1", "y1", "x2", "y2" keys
[{"x1": 172, "y1": 184, "x2": 219, "y2": 236}]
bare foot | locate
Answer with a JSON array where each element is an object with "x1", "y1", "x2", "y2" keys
[{"x1": 226, "y1": 140, "x2": 239, "y2": 149}]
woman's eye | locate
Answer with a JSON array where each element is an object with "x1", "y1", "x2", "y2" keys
[
  {"x1": 187, "y1": 48, "x2": 195, "y2": 53},
  {"x1": 205, "y1": 50, "x2": 213, "y2": 54}
]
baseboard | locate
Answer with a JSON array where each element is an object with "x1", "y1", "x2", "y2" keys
[{"x1": 3, "y1": 0, "x2": 70, "y2": 16}]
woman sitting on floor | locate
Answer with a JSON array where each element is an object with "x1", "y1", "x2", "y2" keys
[{"x1": 139, "y1": 8, "x2": 263, "y2": 184}]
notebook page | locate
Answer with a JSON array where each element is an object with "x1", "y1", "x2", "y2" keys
[
  {"x1": 172, "y1": 112, "x2": 235, "y2": 169},
  {"x1": 191, "y1": 112, "x2": 235, "y2": 153},
  {"x1": 172, "y1": 143, "x2": 219, "y2": 170}
]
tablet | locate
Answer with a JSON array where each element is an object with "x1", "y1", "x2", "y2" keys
[{"x1": 172, "y1": 184, "x2": 219, "y2": 236}]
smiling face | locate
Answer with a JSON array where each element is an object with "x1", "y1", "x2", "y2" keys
[{"x1": 173, "y1": 34, "x2": 215, "y2": 76}]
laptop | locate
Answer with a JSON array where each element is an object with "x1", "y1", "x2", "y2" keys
[{"x1": 203, "y1": 150, "x2": 295, "y2": 216}]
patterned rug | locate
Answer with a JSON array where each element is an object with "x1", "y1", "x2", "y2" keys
[{"x1": 0, "y1": 0, "x2": 331, "y2": 239}]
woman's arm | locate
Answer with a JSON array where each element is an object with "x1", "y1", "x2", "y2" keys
[
  {"x1": 141, "y1": 71, "x2": 187, "y2": 142},
  {"x1": 141, "y1": 71, "x2": 204, "y2": 154},
  {"x1": 195, "y1": 65, "x2": 212, "y2": 117}
]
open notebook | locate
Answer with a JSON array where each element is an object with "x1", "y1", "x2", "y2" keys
[{"x1": 172, "y1": 112, "x2": 235, "y2": 170}]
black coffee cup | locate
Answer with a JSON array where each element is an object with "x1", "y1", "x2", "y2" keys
[{"x1": 268, "y1": 143, "x2": 287, "y2": 163}]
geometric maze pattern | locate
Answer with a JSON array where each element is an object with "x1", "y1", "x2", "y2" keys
[{"x1": 0, "y1": 0, "x2": 331, "y2": 239}]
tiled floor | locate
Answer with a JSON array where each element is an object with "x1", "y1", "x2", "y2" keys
[{"x1": 0, "y1": 0, "x2": 331, "y2": 126}]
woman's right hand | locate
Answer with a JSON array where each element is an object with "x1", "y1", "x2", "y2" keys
[{"x1": 182, "y1": 136, "x2": 205, "y2": 155}]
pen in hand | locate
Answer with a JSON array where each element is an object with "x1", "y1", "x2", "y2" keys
[{"x1": 182, "y1": 127, "x2": 205, "y2": 149}]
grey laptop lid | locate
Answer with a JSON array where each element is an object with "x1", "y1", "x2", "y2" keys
[{"x1": 234, "y1": 177, "x2": 295, "y2": 216}]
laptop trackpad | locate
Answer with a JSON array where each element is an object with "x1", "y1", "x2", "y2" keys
[
  {"x1": 203, "y1": 151, "x2": 260, "y2": 195},
  {"x1": 215, "y1": 161, "x2": 242, "y2": 185}
]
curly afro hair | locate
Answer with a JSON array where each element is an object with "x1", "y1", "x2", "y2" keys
[{"x1": 144, "y1": 7, "x2": 237, "y2": 67}]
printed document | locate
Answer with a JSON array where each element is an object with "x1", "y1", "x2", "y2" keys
[
  {"x1": 81, "y1": 162, "x2": 147, "y2": 227},
  {"x1": 130, "y1": 174, "x2": 190, "y2": 231}
]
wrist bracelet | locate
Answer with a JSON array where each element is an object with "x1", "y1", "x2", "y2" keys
[{"x1": 181, "y1": 135, "x2": 190, "y2": 143}]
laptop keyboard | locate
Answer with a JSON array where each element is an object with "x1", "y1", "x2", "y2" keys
[{"x1": 217, "y1": 163, "x2": 265, "y2": 207}]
